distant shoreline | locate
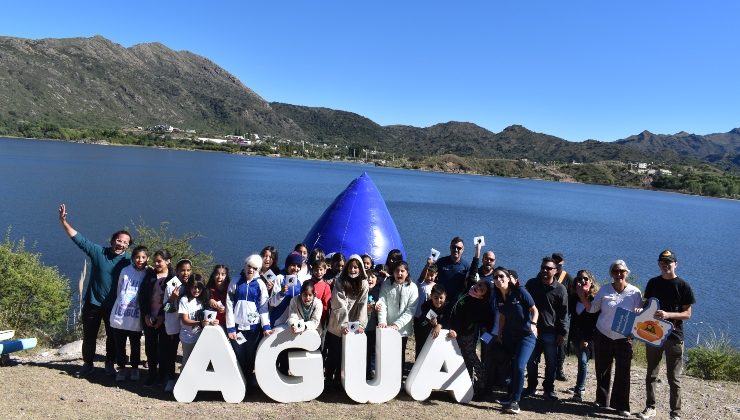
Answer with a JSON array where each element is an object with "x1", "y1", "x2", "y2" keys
[{"x1": 2, "y1": 135, "x2": 737, "y2": 202}]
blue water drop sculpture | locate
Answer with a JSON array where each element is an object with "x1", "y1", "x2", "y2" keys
[{"x1": 303, "y1": 173, "x2": 405, "y2": 265}]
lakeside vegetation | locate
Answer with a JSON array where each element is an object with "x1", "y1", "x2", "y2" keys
[{"x1": 1, "y1": 119, "x2": 739, "y2": 200}]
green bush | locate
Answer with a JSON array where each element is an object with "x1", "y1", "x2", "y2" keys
[
  {"x1": 132, "y1": 220, "x2": 213, "y2": 275},
  {"x1": 0, "y1": 231, "x2": 72, "y2": 346},
  {"x1": 686, "y1": 329, "x2": 740, "y2": 382}
]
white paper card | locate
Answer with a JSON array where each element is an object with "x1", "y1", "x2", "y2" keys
[
  {"x1": 425, "y1": 309, "x2": 438, "y2": 320},
  {"x1": 235, "y1": 332, "x2": 246, "y2": 345},
  {"x1": 347, "y1": 321, "x2": 360, "y2": 333},
  {"x1": 263, "y1": 269, "x2": 276, "y2": 283},
  {"x1": 473, "y1": 236, "x2": 485, "y2": 246},
  {"x1": 430, "y1": 248, "x2": 440, "y2": 262}
]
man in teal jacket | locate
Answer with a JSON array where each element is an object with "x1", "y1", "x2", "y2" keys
[{"x1": 59, "y1": 203, "x2": 131, "y2": 378}]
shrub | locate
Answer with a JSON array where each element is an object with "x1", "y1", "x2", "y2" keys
[
  {"x1": 131, "y1": 220, "x2": 213, "y2": 275},
  {"x1": 686, "y1": 330, "x2": 740, "y2": 382},
  {"x1": 0, "y1": 231, "x2": 72, "y2": 346}
]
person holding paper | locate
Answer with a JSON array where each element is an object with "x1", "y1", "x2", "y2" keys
[
  {"x1": 269, "y1": 252, "x2": 305, "y2": 326},
  {"x1": 581, "y1": 260, "x2": 642, "y2": 417},
  {"x1": 426, "y1": 237, "x2": 470, "y2": 305},
  {"x1": 638, "y1": 250, "x2": 696, "y2": 420},
  {"x1": 225, "y1": 254, "x2": 273, "y2": 393},
  {"x1": 493, "y1": 267, "x2": 538, "y2": 414},
  {"x1": 467, "y1": 239, "x2": 496, "y2": 284},
  {"x1": 377, "y1": 261, "x2": 419, "y2": 374},
  {"x1": 413, "y1": 284, "x2": 450, "y2": 357}
]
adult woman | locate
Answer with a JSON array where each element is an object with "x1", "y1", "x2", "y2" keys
[
  {"x1": 581, "y1": 260, "x2": 642, "y2": 416},
  {"x1": 493, "y1": 267, "x2": 538, "y2": 414},
  {"x1": 569, "y1": 270, "x2": 599, "y2": 402}
]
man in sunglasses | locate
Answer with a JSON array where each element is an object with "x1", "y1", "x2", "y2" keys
[
  {"x1": 431, "y1": 236, "x2": 470, "y2": 305},
  {"x1": 523, "y1": 256, "x2": 569, "y2": 401},
  {"x1": 58, "y1": 203, "x2": 132, "y2": 378}
]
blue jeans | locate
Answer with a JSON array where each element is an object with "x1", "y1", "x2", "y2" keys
[
  {"x1": 574, "y1": 344, "x2": 590, "y2": 396},
  {"x1": 526, "y1": 332, "x2": 558, "y2": 392},
  {"x1": 505, "y1": 334, "x2": 536, "y2": 402}
]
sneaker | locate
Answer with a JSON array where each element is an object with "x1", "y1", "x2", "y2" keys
[
  {"x1": 74, "y1": 363, "x2": 94, "y2": 378},
  {"x1": 495, "y1": 399, "x2": 512, "y2": 407},
  {"x1": 521, "y1": 387, "x2": 536, "y2": 398},
  {"x1": 669, "y1": 416, "x2": 680, "y2": 420},
  {"x1": 593, "y1": 401, "x2": 605, "y2": 408},
  {"x1": 105, "y1": 362, "x2": 116, "y2": 376},
  {"x1": 617, "y1": 410, "x2": 631, "y2": 417},
  {"x1": 506, "y1": 401, "x2": 521, "y2": 414},
  {"x1": 130, "y1": 368, "x2": 140, "y2": 381},
  {"x1": 571, "y1": 394, "x2": 582, "y2": 402},
  {"x1": 544, "y1": 391, "x2": 559, "y2": 401},
  {"x1": 164, "y1": 379, "x2": 176, "y2": 392},
  {"x1": 556, "y1": 371, "x2": 567, "y2": 381},
  {"x1": 638, "y1": 407, "x2": 657, "y2": 419},
  {"x1": 115, "y1": 368, "x2": 127, "y2": 382}
]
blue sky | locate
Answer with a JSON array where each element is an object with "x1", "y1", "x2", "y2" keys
[{"x1": 2, "y1": 0, "x2": 739, "y2": 141}]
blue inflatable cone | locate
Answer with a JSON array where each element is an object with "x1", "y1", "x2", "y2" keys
[{"x1": 303, "y1": 173, "x2": 405, "y2": 265}]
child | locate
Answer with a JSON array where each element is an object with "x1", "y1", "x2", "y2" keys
[
  {"x1": 310, "y1": 260, "x2": 332, "y2": 330},
  {"x1": 226, "y1": 254, "x2": 273, "y2": 392},
  {"x1": 179, "y1": 275, "x2": 217, "y2": 367},
  {"x1": 294, "y1": 243, "x2": 310, "y2": 278},
  {"x1": 270, "y1": 252, "x2": 304, "y2": 326},
  {"x1": 325, "y1": 254, "x2": 369, "y2": 386},
  {"x1": 287, "y1": 281, "x2": 323, "y2": 334},
  {"x1": 413, "y1": 283, "x2": 450, "y2": 357},
  {"x1": 162, "y1": 258, "x2": 192, "y2": 392},
  {"x1": 207, "y1": 265, "x2": 231, "y2": 330},
  {"x1": 361, "y1": 254, "x2": 374, "y2": 272},
  {"x1": 325, "y1": 252, "x2": 345, "y2": 287},
  {"x1": 365, "y1": 270, "x2": 382, "y2": 378},
  {"x1": 377, "y1": 261, "x2": 419, "y2": 373},
  {"x1": 110, "y1": 245, "x2": 150, "y2": 382},
  {"x1": 137, "y1": 248, "x2": 174, "y2": 386},
  {"x1": 448, "y1": 280, "x2": 494, "y2": 399},
  {"x1": 413, "y1": 262, "x2": 438, "y2": 356}
]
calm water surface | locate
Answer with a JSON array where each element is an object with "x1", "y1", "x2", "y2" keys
[{"x1": 1, "y1": 138, "x2": 738, "y2": 344}]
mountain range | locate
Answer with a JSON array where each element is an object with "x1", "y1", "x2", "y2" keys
[{"x1": 1, "y1": 35, "x2": 738, "y2": 170}]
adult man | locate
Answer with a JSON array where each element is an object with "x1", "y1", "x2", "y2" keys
[
  {"x1": 523, "y1": 256, "x2": 569, "y2": 400},
  {"x1": 467, "y1": 240, "x2": 497, "y2": 284},
  {"x1": 551, "y1": 252, "x2": 572, "y2": 381},
  {"x1": 58, "y1": 203, "x2": 132, "y2": 378},
  {"x1": 428, "y1": 236, "x2": 470, "y2": 305},
  {"x1": 638, "y1": 250, "x2": 695, "y2": 420}
]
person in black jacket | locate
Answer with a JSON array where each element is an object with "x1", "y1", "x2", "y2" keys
[
  {"x1": 523, "y1": 257, "x2": 569, "y2": 400},
  {"x1": 447, "y1": 281, "x2": 493, "y2": 399},
  {"x1": 569, "y1": 269, "x2": 599, "y2": 402},
  {"x1": 137, "y1": 249, "x2": 175, "y2": 386}
]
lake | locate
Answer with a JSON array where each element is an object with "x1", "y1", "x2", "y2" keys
[{"x1": 1, "y1": 137, "x2": 738, "y2": 345}]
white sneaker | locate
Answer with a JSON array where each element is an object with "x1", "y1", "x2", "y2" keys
[
  {"x1": 638, "y1": 407, "x2": 656, "y2": 419},
  {"x1": 618, "y1": 410, "x2": 631, "y2": 417},
  {"x1": 115, "y1": 368, "x2": 127, "y2": 382},
  {"x1": 130, "y1": 368, "x2": 140, "y2": 381},
  {"x1": 164, "y1": 379, "x2": 176, "y2": 392}
]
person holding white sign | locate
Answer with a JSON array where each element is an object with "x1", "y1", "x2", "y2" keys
[
  {"x1": 225, "y1": 254, "x2": 273, "y2": 393},
  {"x1": 581, "y1": 260, "x2": 642, "y2": 417},
  {"x1": 324, "y1": 254, "x2": 369, "y2": 387}
]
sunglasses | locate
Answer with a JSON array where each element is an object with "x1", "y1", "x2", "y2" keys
[
  {"x1": 541, "y1": 266, "x2": 557, "y2": 271},
  {"x1": 575, "y1": 276, "x2": 590, "y2": 284},
  {"x1": 246, "y1": 265, "x2": 259, "y2": 271},
  {"x1": 451, "y1": 246, "x2": 463, "y2": 251},
  {"x1": 612, "y1": 269, "x2": 628, "y2": 274}
]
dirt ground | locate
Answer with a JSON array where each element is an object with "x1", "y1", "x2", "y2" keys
[{"x1": 1, "y1": 337, "x2": 739, "y2": 419}]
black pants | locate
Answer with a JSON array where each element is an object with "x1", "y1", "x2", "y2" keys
[
  {"x1": 81, "y1": 302, "x2": 115, "y2": 365},
  {"x1": 483, "y1": 339, "x2": 511, "y2": 390},
  {"x1": 143, "y1": 323, "x2": 167, "y2": 381},
  {"x1": 162, "y1": 333, "x2": 180, "y2": 381},
  {"x1": 114, "y1": 328, "x2": 141, "y2": 369},
  {"x1": 594, "y1": 331, "x2": 633, "y2": 412},
  {"x1": 324, "y1": 332, "x2": 343, "y2": 382}
]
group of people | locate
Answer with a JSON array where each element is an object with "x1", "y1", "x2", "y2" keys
[{"x1": 59, "y1": 204, "x2": 695, "y2": 420}]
